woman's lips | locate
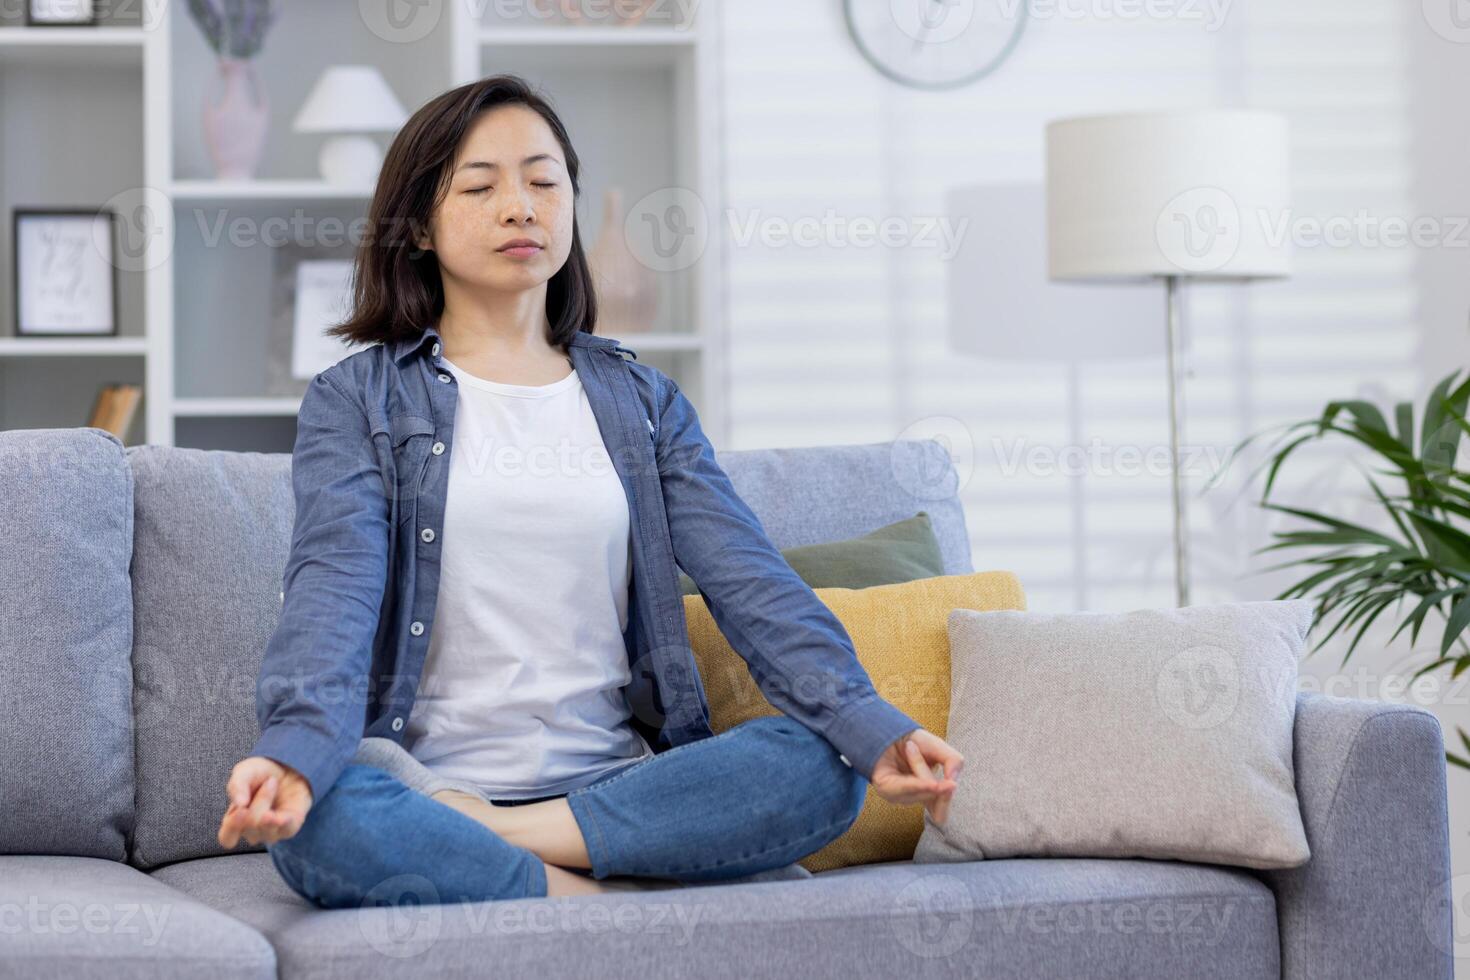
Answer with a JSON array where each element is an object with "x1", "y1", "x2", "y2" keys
[{"x1": 498, "y1": 245, "x2": 542, "y2": 258}]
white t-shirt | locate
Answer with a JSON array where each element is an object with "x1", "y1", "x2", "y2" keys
[{"x1": 402, "y1": 354, "x2": 654, "y2": 799}]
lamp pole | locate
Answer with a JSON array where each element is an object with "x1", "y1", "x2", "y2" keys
[{"x1": 1164, "y1": 274, "x2": 1190, "y2": 607}]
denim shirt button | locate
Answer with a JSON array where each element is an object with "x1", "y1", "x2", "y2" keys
[
  {"x1": 420, "y1": 528, "x2": 435, "y2": 543},
  {"x1": 839, "y1": 754, "x2": 851, "y2": 767},
  {"x1": 410, "y1": 621, "x2": 424, "y2": 636},
  {"x1": 391, "y1": 717, "x2": 404, "y2": 732},
  {"x1": 437, "y1": 373, "x2": 452, "y2": 384},
  {"x1": 431, "y1": 342, "x2": 441, "y2": 356},
  {"x1": 431, "y1": 441, "x2": 445, "y2": 455}
]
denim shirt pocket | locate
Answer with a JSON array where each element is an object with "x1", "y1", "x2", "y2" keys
[{"x1": 387, "y1": 413, "x2": 436, "y2": 528}]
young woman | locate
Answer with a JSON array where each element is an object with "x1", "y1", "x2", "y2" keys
[{"x1": 216, "y1": 74, "x2": 962, "y2": 908}]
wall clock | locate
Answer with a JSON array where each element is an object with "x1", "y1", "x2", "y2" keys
[{"x1": 844, "y1": 0, "x2": 1029, "y2": 90}]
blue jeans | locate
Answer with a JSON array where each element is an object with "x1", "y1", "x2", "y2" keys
[{"x1": 267, "y1": 714, "x2": 867, "y2": 909}]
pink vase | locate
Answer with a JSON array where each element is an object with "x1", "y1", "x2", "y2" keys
[
  {"x1": 201, "y1": 56, "x2": 269, "y2": 181},
  {"x1": 587, "y1": 187, "x2": 658, "y2": 334}
]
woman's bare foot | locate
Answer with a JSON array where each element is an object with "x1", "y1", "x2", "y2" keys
[
  {"x1": 542, "y1": 863, "x2": 606, "y2": 896},
  {"x1": 428, "y1": 791, "x2": 682, "y2": 896},
  {"x1": 430, "y1": 789, "x2": 592, "y2": 869}
]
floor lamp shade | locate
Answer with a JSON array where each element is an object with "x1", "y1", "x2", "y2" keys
[{"x1": 1046, "y1": 110, "x2": 1292, "y2": 281}]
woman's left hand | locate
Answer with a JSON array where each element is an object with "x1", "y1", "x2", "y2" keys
[{"x1": 868, "y1": 728, "x2": 963, "y2": 825}]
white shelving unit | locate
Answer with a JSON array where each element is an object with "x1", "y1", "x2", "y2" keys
[{"x1": 0, "y1": 1, "x2": 725, "y2": 451}]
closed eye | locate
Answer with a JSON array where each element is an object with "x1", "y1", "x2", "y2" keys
[{"x1": 466, "y1": 183, "x2": 556, "y2": 195}]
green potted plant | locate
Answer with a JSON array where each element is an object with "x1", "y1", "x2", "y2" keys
[{"x1": 1211, "y1": 369, "x2": 1470, "y2": 766}]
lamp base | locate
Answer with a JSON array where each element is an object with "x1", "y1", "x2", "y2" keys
[{"x1": 317, "y1": 135, "x2": 382, "y2": 187}]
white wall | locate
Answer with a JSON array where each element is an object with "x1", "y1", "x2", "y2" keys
[
  {"x1": 718, "y1": 0, "x2": 1469, "y2": 970},
  {"x1": 1410, "y1": 4, "x2": 1470, "y2": 971}
]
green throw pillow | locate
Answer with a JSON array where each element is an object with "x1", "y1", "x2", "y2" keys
[{"x1": 677, "y1": 511, "x2": 944, "y2": 594}]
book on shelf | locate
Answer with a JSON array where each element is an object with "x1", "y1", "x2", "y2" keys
[{"x1": 89, "y1": 384, "x2": 142, "y2": 443}]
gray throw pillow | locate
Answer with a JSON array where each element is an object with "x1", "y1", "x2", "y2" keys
[{"x1": 915, "y1": 599, "x2": 1314, "y2": 870}]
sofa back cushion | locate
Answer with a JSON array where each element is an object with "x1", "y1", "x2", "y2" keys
[
  {"x1": 0, "y1": 428, "x2": 135, "y2": 860},
  {"x1": 125, "y1": 445, "x2": 292, "y2": 869},
  {"x1": 122, "y1": 436, "x2": 971, "y2": 867},
  {"x1": 717, "y1": 438, "x2": 973, "y2": 575}
]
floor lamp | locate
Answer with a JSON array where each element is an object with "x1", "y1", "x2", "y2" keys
[
  {"x1": 945, "y1": 182, "x2": 1158, "y2": 611},
  {"x1": 1044, "y1": 110, "x2": 1292, "y2": 607}
]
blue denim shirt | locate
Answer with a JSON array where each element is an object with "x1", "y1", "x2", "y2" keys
[{"x1": 250, "y1": 325, "x2": 921, "y2": 801}]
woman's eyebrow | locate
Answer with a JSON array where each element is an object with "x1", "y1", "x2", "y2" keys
[{"x1": 456, "y1": 154, "x2": 559, "y2": 173}]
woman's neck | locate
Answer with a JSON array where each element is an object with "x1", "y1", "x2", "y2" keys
[{"x1": 435, "y1": 290, "x2": 571, "y2": 386}]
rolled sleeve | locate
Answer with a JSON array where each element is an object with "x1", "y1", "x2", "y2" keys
[
  {"x1": 250, "y1": 370, "x2": 389, "y2": 803},
  {"x1": 653, "y1": 372, "x2": 921, "y2": 782}
]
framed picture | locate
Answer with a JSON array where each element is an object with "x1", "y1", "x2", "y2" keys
[
  {"x1": 25, "y1": 0, "x2": 97, "y2": 26},
  {"x1": 266, "y1": 239, "x2": 370, "y2": 396},
  {"x1": 13, "y1": 208, "x2": 119, "y2": 337}
]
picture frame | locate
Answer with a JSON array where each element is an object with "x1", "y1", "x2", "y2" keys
[
  {"x1": 266, "y1": 238, "x2": 370, "y2": 396},
  {"x1": 13, "y1": 208, "x2": 120, "y2": 338},
  {"x1": 25, "y1": 0, "x2": 98, "y2": 26}
]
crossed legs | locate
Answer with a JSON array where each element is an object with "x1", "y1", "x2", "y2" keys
[{"x1": 268, "y1": 714, "x2": 866, "y2": 908}]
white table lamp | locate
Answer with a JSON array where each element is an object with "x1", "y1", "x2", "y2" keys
[
  {"x1": 1045, "y1": 109, "x2": 1292, "y2": 606},
  {"x1": 293, "y1": 65, "x2": 408, "y2": 186}
]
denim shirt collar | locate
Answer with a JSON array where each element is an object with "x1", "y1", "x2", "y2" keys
[{"x1": 390, "y1": 325, "x2": 624, "y2": 366}]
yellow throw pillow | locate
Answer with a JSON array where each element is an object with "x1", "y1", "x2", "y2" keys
[{"x1": 682, "y1": 570, "x2": 1026, "y2": 873}]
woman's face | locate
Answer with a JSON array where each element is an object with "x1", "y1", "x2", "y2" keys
[{"x1": 418, "y1": 104, "x2": 575, "y2": 295}]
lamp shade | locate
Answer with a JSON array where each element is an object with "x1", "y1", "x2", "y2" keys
[
  {"x1": 293, "y1": 65, "x2": 407, "y2": 133},
  {"x1": 1045, "y1": 110, "x2": 1291, "y2": 281}
]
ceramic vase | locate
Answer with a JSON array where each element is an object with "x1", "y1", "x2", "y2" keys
[
  {"x1": 587, "y1": 187, "x2": 658, "y2": 334},
  {"x1": 202, "y1": 56, "x2": 269, "y2": 181}
]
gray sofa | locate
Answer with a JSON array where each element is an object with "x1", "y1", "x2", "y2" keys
[{"x1": 0, "y1": 425, "x2": 1455, "y2": 980}]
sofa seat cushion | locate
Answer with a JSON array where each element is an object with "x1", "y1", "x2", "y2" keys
[
  {"x1": 817, "y1": 857, "x2": 1279, "y2": 979},
  {"x1": 0, "y1": 855, "x2": 273, "y2": 980},
  {"x1": 151, "y1": 852, "x2": 1276, "y2": 979}
]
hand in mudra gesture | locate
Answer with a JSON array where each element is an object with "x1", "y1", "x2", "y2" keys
[
  {"x1": 217, "y1": 757, "x2": 315, "y2": 849},
  {"x1": 867, "y1": 728, "x2": 962, "y2": 826}
]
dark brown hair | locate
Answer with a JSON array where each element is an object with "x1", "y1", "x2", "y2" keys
[{"x1": 327, "y1": 74, "x2": 597, "y2": 350}]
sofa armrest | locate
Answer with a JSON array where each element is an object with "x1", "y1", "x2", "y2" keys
[{"x1": 1256, "y1": 691, "x2": 1453, "y2": 980}]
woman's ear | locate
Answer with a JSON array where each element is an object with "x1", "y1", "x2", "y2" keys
[{"x1": 411, "y1": 216, "x2": 434, "y2": 253}]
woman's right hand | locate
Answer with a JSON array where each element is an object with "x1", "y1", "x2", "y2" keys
[{"x1": 218, "y1": 756, "x2": 314, "y2": 848}]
